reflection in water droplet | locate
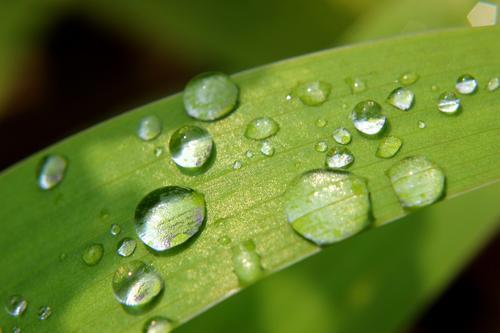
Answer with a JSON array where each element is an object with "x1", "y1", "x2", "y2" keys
[
  {"x1": 351, "y1": 100, "x2": 386, "y2": 135},
  {"x1": 325, "y1": 147, "x2": 354, "y2": 169},
  {"x1": 245, "y1": 117, "x2": 280, "y2": 140},
  {"x1": 5, "y1": 295, "x2": 27, "y2": 317},
  {"x1": 332, "y1": 127, "x2": 352, "y2": 145},
  {"x1": 456, "y1": 74, "x2": 478, "y2": 94},
  {"x1": 183, "y1": 72, "x2": 239, "y2": 121},
  {"x1": 232, "y1": 240, "x2": 264, "y2": 286},
  {"x1": 418, "y1": 120, "x2": 427, "y2": 129},
  {"x1": 110, "y1": 224, "x2": 121, "y2": 236},
  {"x1": 143, "y1": 316, "x2": 173, "y2": 333},
  {"x1": 387, "y1": 87, "x2": 414, "y2": 111},
  {"x1": 135, "y1": 186, "x2": 205, "y2": 251},
  {"x1": 260, "y1": 141, "x2": 275, "y2": 157},
  {"x1": 314, "y1": 141, "x2": 328, "y2": 153},
  {"x1": 293, "y1": 81, "x2": 331, "y2": 106},
  {"x1": 487, "y1": 77, "x2": 499, "y2": 92},
  {"x1": 315, "y1": 118, "x2": 327, "y2": 128},
  {"x1": 387, "y1": 155, "x2": 445, "y2": 208},
  {"x1": 284, "y1": 169, "x2": 371, "y2": 245},
  {"x1": 169, "y1": 125, "x2": 213, "y2": 170},
  {"x1": 399, "y1": 72, "x2": 419, "y2": 86},
  {"x1": 37, "y1": 155, "x2": 68, "y2": 190},
  {"x1": 38, "y1": 306, "x2": 52, "y2": 320},
  {"x1": 438, "y1": 92, "x2": 461, "y2": 114},
  {"x1": 117, "y1": 238, "x2": 137, "y2": 257},
  {"x1": 346, "y1": 77, "x2": 367, "y2": 93},
  {"x1": 376, "y1": 136, "x2": 402, "y2": 159},
  {"x1": 137, "y1": 116, "x2": 162, "y2": 141},
  {"x1": 82, "y1": 243, "x2": 104, "y2": 266}
]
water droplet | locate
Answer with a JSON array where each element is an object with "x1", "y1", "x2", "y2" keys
[
  {"x1": 232, "y1": 160, "x2": 242, "y2": 170},
  {"x1": 232, "y1": 240, "x2": 264, "y2": 286},
  {"x1": 12, "y1": 327, "x2": 21, "y2": 333},
  {"x1": 315, "y1": 118, "x2": 327, "y2": 128},
  {"x1": 314, "y1": 141, "x2": 328, "y2": 153},
  {"x1": 376, "y1": 136, "x2": 402, "y2": 158},
  {"x1": 487, "y1": 77, "x2": 499, "y2": 92},
  {"x1": 218, "y1": 235, "x2": 232, "y2": 245},
  {"x1": 5, "y1": 295, "x2": 27, "y2": 317},
  {"x1": 110, "y1": 223, "x2": 121, "y2": 236},
  {"x1": 137, "y1": 115, "x2": 162, "y2": 141},
  {"x1": 154, "y1": 147, "x2": 164, "y2": 158},
  {"x1": 293, "y1": 81, "x2": 331, "y2": 106},
  {"x1": 399, "y1": 72, "x2": 419, "y2": 86},
  {"x1": 325, "y1": 147, "x2": 354, "y2": 169},
  {"x1": 244, "y1": 117, "x2": 280, "y2": 140},
  {"x1": 455, "y1": 74, "x2": 478, "y2": 94},
  {"x1": 387, "y1": 155, "x2": 445, "y2": 208},
  {"x1": 438, "y1": 92, "x2": 461, "y2": 114},
  {"x1": 99, "y1": 208, "x2": 110, "y2": 219},
  {"x1": 332, "y1": 127, "x2": 352, "y2": 145},
  {"x1": 260, "y1": 141, "x2": 275, "y2": 157},
  {"x1": 431, "y1": 84, "x2": 439, "y2": 92},
  {"x1": 112, "y1": 260, "x2": 164, "y2": 308},
  {"x1": 169, "y1": 125, "x2": 213, "y2": 170},
  {"x1": 418, "y1": 120, "x2": 427, "y2": 129},
  {"x1": 38, "y1": 306, "x2": 52, "y2": 320},
  {"x1": 117, "y1": 238, "x2": 137, "y2": 257},
  {"x1": 82, "y1": 243, "x2": 104, "y2": 266},
  {"x1": 284, "y1": 169, "x2": 371, "y2": 245},
  {"x1": 387, "y1": 87, "x2": 414, "y2": 111},
  {"x1": 350, "y1": 100, "x2": 386, "y2": 136},
  {"x1": 59, "y1": 252, "x2": 67, "y2": 261},
  {"x1": 245, "y1": 150, "x2": 254, "y2": 159},
  {"x1": 37, "y1": 155, "x2": 68, "y2": 190},
  {"x1": 183, "y1": 72, "x2": 239, "y2": 121},
  {"x1": 143, "y1": 316, "x2": 173, "y2": 333},
  {"x1": 345, "y1": 77, "x2": 367, "y2": 93},
  {"x1": 342, "y1": 103, "x2": 348, "y2": 110},
  {"x1": 285, "y1": 94, "x2": 292, "y2": 101},
  {"x1": 135, "y1": 186, "x2": 205, "y2": 251}
]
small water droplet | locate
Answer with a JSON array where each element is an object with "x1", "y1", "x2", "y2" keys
[
  {"x1": 260, "y1": 141, "x2": 275, "y2": 157},
  {"x1": 82, "y1": 243, "x2": 104, "y2": 266},
  {"x1": 332, "y1": 127, "x2": 352, "y2": 145},
  {"x1": 284, "y1": 169, "x2": 371, "y2": 245},
  {"x1": 418, "y1": 120, "x2": 427, "y2": 129},
  {"x1": 183, "y1": 72, "x2": 239, "y2": 121},
  {"x1": 325, "y1": 147, "x2": 354, "y2": 169},
  {"x1": 245, "y1": 150, "x2": 254, "y2": 159},
  {"x1": 431, "y1": 84, "x2": 439, "y2": 92},
  {"x1": 38, "y1": 306, "x2": 52, "y2": 320},
  {"x1": 399, "y1": 72, "x2": 419, "y2": 86},
  {"x1": 218, "y1": 235, "x2": 232, "y2": 245},
  {"x1": 351, "y1": 100, "x2": 386, "y2": 136},
  {"x1": 37, "y1": 155, "x2": 68, "y2": 190},
  {"x1": 137, "y1": 116, "x2": 162, "y2": 141},
  {"x1": 5, "y1": 295, "x2": 27, "y2": 317},
  {"x1": 99, "y1": 208, "x2": 110, "y2": 219},
  {"x1": 293, "y1": 81, "x2": 331, "y2": 106},
  {"x1": 112, "y1": 260, "x2": 164, "y2": 308},
  {"x1": 456, "y1": 74, "x2": 478, "y2": 94},
  {"x1": 285, "y1": 94, "x2": 292, "y2": 101},
  {"x1": 487, "y1": 77, "x2": 499, "y2": 92},
  {"x1": 110, "y1": 223, "x2": 121, "y2": 236},
  {"x1": 135, "y1": 186, "x2": 205, "y2": 251},
  {"x1": 232, "y1": 160, "x2": 242, "y2": 170},
  {"x1": 59, "y1": 252, "x2": 67, "y2": 261},
  {"x1": 387, "y1": 87, "x2": 414, "y2": 111},
  {"x1": 232, "y1": 240, "x2": 264, "y2": 286},
  {"x1": 376, "y1": 136, "x2": 402, "y2": 158},
  {"x1": 154, "y1": 147, "x2": 164, "y2": 158},
  {"x1": 345, "y1": 77, "x2": 367, "y2": 93},
  {"x1": 315, "y1": 118, "x2": 327, "y2": 128},
  {"x1": 314, "y1": 141, "x2": 328, "y2": 153},
  {"x1": 143, "y1": 316, "x2": 173, "y2": 333},
  {"x1": 438, "y1": 92, "x2": 461, "y2": 114},
  {"x1": 169, "y1": 125, "x2": 213, "y2": 170},
  {"x1": 117, "y1": 238, "x2": 137, "y2": 257},
  {"x1": 342, "y1": 103, "x2": 348, "y2": 110},
  {"x1": 244, "y1": 117, "x2": 280, "y2": 140},
  {"x1": 12, "y1": 326, "x2": 21, "y2": 333},
  {"x1": 387, "y1": 155, "x2": 445, "y2": 208}
]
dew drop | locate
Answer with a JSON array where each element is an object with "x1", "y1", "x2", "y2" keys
[
  {"x1": 112, "y1": 260, "x2": 164, "y2": 308},
  {"x1": 325, "y1": 147, "x2": 354, "y2": 169},
  {"x1": 376, "y1": 136, "x2": 402, "y2": 158},
  {"x1": 117, "y1": 238, "x2": 137, "y2": 257},
  {"x1": 218, "y1": 235, "x2": 232, "y2": 246},
  {"x1": 110, "y1": 223, "x2": 121, "y2": 236},
  {"x1": 284, "y1": 169, "x2": 371, "y2": 245},
  {"x1": 350, "y1": 100, "x2": 386, "y2": 136},
  {"x1": 260, "y1": 141, "x2": 275, "y2": 157},
  {"x1": 37, "y1": 155, "x2": 68, "y2": 190},
  {"x1": 431, "y1": 84, "x2": 439, "y2": 92},
  {"x1": 137, "y1": 116, "x2": 162, "y2": 141},
  {"x1": 143, "y1": 316, "x2": 173, "y2": 333},
  {"x1": 59, "y1": 252, "x2": 67, "y2": 261},
  {"x1": 418, "y1": 120, "x2": 427, "y2": 129},
  {"x1": 387, "y1": 155, "x2": 445, "y2": 208},
  {"x1": 314, "y1": 141, "x2": 328, "y2": 153},
  {"x1": 12, "y1": 327, "x2": 21, "y2": 333},
  {"x1": 438, "y1": 92, "x2": 461, "y2": 114},
  {"x1": 135, "y1": 186, "x2": 205, "y2": 251},
  {"x1": 38, "y1": 306, "x2": 52, "y2": 321},
  {"x1": 487, "y1": 77, "x2": 499, "y2": 92},
  {"x1": 332, "y1": 127, "x2": 352, "y2": 145},
  {"x1": 315, "y1": 118, "x2": 327, "y2": 128},
  {"x1": 82, "y1": 243, "x2": 104, "y2": 266},
  {"x1": 244, "y1": 117, "x2": 280, "y2": 140},
  {"x1": 285, "y1": 94, "x2": 292, "y2": 101},
  {"x1": 456, "y1": 74, "x2": 478, "y2": 94},
  {"x1": 232, "y1": 160, "x2": 242, "y2": 170},
  {"x1": 154, "y1": 147, "x2": 164, "y2": 158},
  {"x1": 183, "y1": 72, "x2": 239, "y2": 121},
  {"x1": 232, "y1": 240, "x2": 264, "y2": 286},
  {"x1": 169, "y1": 125, "x2": 213, "y2": 170},
  {"x1": 399, "y1": 72, "x2": 419, "y2": 86},
  {"x1": 346, "y1": 77, "x2": 367, "y2": 93},
  {"x1": 293, "y1": 81, "x2": 331, "y2": 106},
  {"x1": 387, "y1": 87, "x2": 414, "y2": 111},
  {"x1": 245, "y1": 150, "x2": 254, "y2": 159},
  {"x1": 4, "y1": 295, "x2": 27, "y2": 317}
]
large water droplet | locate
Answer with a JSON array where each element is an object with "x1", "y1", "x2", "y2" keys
[
  {"x1": 487, "y1": 77, "x2": 499, "y2": 92},
  {"x1": 260, "y1": 141, "x2": 275, "y2": 156},
  {"x1": 135, "y1": 186, "x2": 205, "y2": 251},
  {"x1": 284, "y1": 169, "x2": 371, "y2": 245},
  {"x1": 376, "y1": 136, "x2": 402, "y2": 159},
  {"x1": 5, "y1": 295, "x2": 27, "y2": 317},
  {"x1": 117, "y1": 238, "x2": 137, "y2": 257},
  {"x1": 314, "y1": 141, "x2": 328, "y2": 153},
  {"x1": 82, "y1": 243, "x2": 104, "y2": 266},
  {"x1": 244, "y1": 117, "x2": 280, "y2": 140},
  {"x1": 169, "y1": 125, "x2": 213, "y2": 170},
  {"x1": 438, "y1": 92, "x2": 461, "y2": 114},
  {"x1": 332, "y1": 127, "x2": 352, "y2": 145},
  {"x1": 455, "y1": 74, "x2": 478, "y2": 94},
  {"x1": 38, "y1": 306, "x2": 52, "y2": 320},
  {"x1": 183, "y1": 72, "x2": 238, "y2": 121},
  {"x1": 37, "y1": 155, "x2": 68, "y2": 190},
  {"x1": 293, "y1": 81, "x2": 331, "y2": 106},
  {"x1": 350, "y1": 100, "x2": 386, "y2": 136},
  {"x1": 112, "y1": 260, "x2": 164, "y2": 308},
  {"x1": 345, "y1": 77, "x2": 367, "y2": 93},
  {"x1": 143, "y1": 316, "x2": 173, "y2": 333},
  {"x1": 387, "y1": 87, "x2": 414, "y2": 111},
  {"x1": 325, "y1": 147, "x2": 354, "y2": 169},
  {"x1": 232, "y1": 240, "x2": 264, "y2": 286},
  {"x1": 137, "y1": 116, "x2": 162, "y2": 141},
  {"x1": 110, "y1": 223, "x2": 121, "y2": 236},
  {"x1": 387, "y1": 156, "x2": 445, "y2": 208},
  {"x1": 399, "y1": 72, "x2": 419, "y2": 86}
]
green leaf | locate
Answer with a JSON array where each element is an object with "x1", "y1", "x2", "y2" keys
[{"x1": 1, "y1": 27, "x2": 499, "y2": 332}]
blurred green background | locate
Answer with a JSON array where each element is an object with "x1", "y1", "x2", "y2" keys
[{"x1": 0, "y1": 0, "x2": 498, "y2": 332}]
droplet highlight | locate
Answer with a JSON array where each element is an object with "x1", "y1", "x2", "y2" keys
[
  {"x1": 387, "y1": 87, "x2": 414, "y2": 111},
  {"x1": 245, "y1": 117, "x2": 280, "y2": 140},
  {"x1": 315, "y1": 118, "x2": 327, "y2": 128},
  {"x1": 260, "y1": 141, "x2": 275, "y2": 157},
  {"x1": 345, "y1": 77, "x2": 367, "y2": 93},
  {"x1": 376, "y1": 136, "x2": 402, "y2": 158},
  {"x1": 455, "y1": 74, "x2": 478, "y2": 95},
  {"x1": 325, "y1": 147, "x2": 354, "y2": 169},
  {"x1": 293, "y1": 81, "x2": 331, "y2": 106},
  {"x1": 399, "y1": 72, "x2": 419, "y2": 86},
  {"x1": 37, "y1": 155, "x2": 68, "y2": 190},
  {"x1": 143, "y1": 316, "x2": 173, "y2": 333},
  {"x1": 314, "y1": 141, "x2": 328, "y2": 153},
  {"x1": 487, "y1": 77, "x2": 499, "y2": 92},
  {"x1": 5, "y1": 295, "x2": 27, "y2": 317},
  {"x1": 137, "y1": 115, "x2": 162, "y2": 141},
  {"x1": 332, "y1": 127, "x2": 352, "y2": 145},
  {"x1": 110, "y1": 223, "x2": 121, "y2": 236},
  {"x1": 438, "y1": 92, "x2": 461, "y2": 114},
  {"x1": 232, "y1": 240, "x2": 264, "y2": 286},
  {"x1": 351, "y1": 100, "x2": 386, "y2": 136},
  {"x1": 38, "y1": 306, "x2": 52, "y2": 321},
  {"x1": 169, "y1": 125, "x2": 213, "y2": 170},
  {"x1": 418, "y1": 120, "x2": 427, "y2": 129},
  {"x1": 117, "y1": 238, "x2": 137, "y2": 257},
  {"x1": 82, "y1": 243, "x2": 104, "y2": 266}
]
